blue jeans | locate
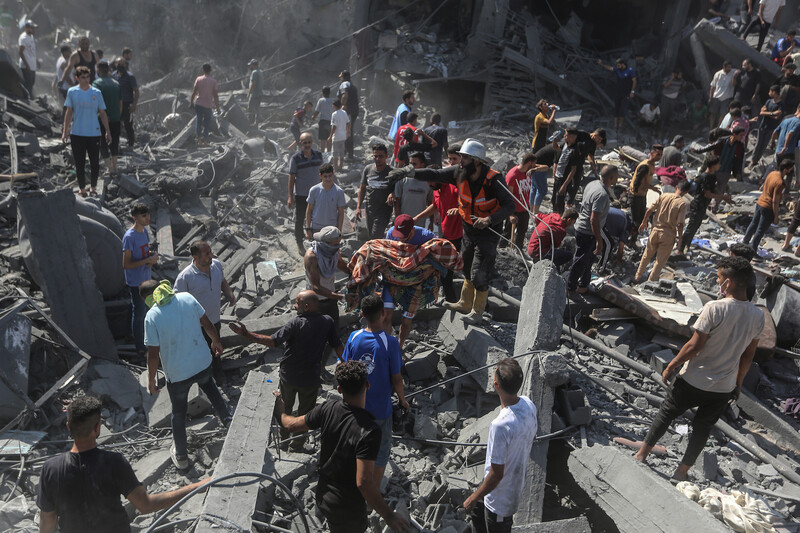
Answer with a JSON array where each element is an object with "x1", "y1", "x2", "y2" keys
[
  {"x1": 567, "y1": 231, "x2": 596, "y2": 292},
  {"x1": 374, "y1": 416, "x2": 393, "y2": 468},
  {"x1": 529, "y1": 171, "x2": 548, "y2": 207},
  {"x1": 195, "y1": 105, "x2": 214, "y2": 139},
  {"x1": 743, "y1": 204, "x2": 774, "y2": 251},
  {"x1": 166, "y1": 365, "x2": 229, "y2": 457},
  {"x1": 129, "y1": 285, "x2": 146, "y2": 352}
]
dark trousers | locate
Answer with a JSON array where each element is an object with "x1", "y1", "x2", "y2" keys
[
  {"x1": 318, "y1": 298, "x2": 340, "y2": 330},
  {"x1": 99, "y1": 121, "x2": 121, "y2": 159},
  {"x1": 248, "y1": 95, "x2": 262, "y2": 124},
  {"x1": 534, "y1": 248, "x2": 573, "y2": 267},
  {"x1": 70, "y1": 135, "x2": 101, "y2": 189},
  {"x1": 21, "y1": 68, "x2": 35, "y2": 97},
  {"x1": 345, "y1": 111, "x2": 359, "y2": 158},
  {"x1": 660, "y1": 97, "x2": 680, "y2": 126},
  {"x1": 630, "y1": 195, "x2": 647, "y2": 236},
  {"x1": 567, "y1": 231, "x2": 596, "y2": 292},
  {"x1": 200, "y1": 321, "x2": 224, "y2": 382},
  {"x1": 680, "y1": 209, "x2": 705, "y2": 252},
  {"x1": 470, "y1": 502, "x2": 513, "y2": 533},
  {"x1": 644, "y1": 377, "x2": 731, "y2": 466},
  {"x1": 552, "y1": 176, "x2": 567, "y2": 215},
  {"x1": 743, "y1": 204, "x2": 774, "y2": 251},
  {"x1": 567, "y1": 172, "x2": 582, "y2": 206},
  {"x1": 128, "y1": 285, "x2": 146, "y2": 352},
  {"x1": 751, "y1": 128, "x2": 771, "y2": 166},
  {"x1": 502, "y1": 211, "x2": 530, "y2": 251},
  {"x1": 195, "y1": 105, "x2": 214, "y2": 138},
  {"x1": 462, "y1": 223, "x2": 501, "y2": 291},
  {"x1": 294, "y1": 195, "x2": 308, "y2": 247},
  {"x1": 121, "y1": 101, "x2": 136, "y2": 146},
  {"x1": 740, "y1": 17, "x2": 771, "y2": 51},
  {"x1": 324, "y1": 504, "x2": 368, "y2": 533},
  {"x1": 279, "y1": 379, "x2": 318, "y2": 439},
  {"x1": 167, "y1": 365, "x2": 229, "y2": 457},
  {"x1": 366, "y1": 204, "x2": 392, "y2": 240},
  {"x1": 443, "y1": 237, "x2": 462, "y2": 302}
]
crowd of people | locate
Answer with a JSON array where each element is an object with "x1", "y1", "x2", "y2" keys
[{"x1": 22, "y1": 13, "x2": 798, "y2": 532}]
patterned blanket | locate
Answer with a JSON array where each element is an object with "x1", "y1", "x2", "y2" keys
[{"x1": 346, "y1": 238, "x2": 463, "y2": 315}]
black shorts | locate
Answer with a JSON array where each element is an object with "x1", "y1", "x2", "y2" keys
[{"x1": 318, "y1": 120, "x2": 331, "y2": 141}]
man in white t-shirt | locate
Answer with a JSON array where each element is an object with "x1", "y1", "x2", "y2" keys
[
  {"x1": 18, "y1": 20, "x2": 38, "y2": 97},
  {"x1": 328, "y1": 99, "x2": 351, "y2": 173},
  {"x1": 634, "y1": 256, "x2": 763, "y2": 481},
  {"x1": 708, "y1": 61, "x2": 736, "y2": 130},
  {"x1": 740, "y1": 0, "x2": 785, "y2": 53},
  {"x1": 464, "y1": 358, "x2": 537, "y2": 533}
]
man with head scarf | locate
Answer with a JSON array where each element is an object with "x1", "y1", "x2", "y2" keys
[{"x1": 304, "y1": 226, "x2": 351, "y2": 328}]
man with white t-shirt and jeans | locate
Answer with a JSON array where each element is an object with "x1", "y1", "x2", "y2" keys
[
  {"x1": 18, "y1": 20, "x2": 38, "y2": 97},
  {"x1": 464, "y1": 358, "x2": 537, "y2": 533},
  {"x1": 329, "y1": 99, "x2": 350, "y2": 172}
]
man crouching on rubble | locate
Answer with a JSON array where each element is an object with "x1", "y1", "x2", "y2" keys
[
  {"x1": 634, "y1": 257, "x2": 764, "y2": 480},
  {"x1": 274, "y1": 361, "x2": 410, "y2": 533}
]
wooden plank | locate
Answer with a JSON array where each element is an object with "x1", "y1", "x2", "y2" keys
[{"x1": 156, "y1": 208, "x2": 174, "y2": 257}]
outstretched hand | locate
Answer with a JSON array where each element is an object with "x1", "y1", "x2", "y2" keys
[{"x1": 229, "y1": 321, "x2": 249, "y2": 337}]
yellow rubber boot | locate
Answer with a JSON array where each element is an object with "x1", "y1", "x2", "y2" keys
[
  {"x1": 463, "y1": 290, "x2": 488, "y2": 324},
  {"x1": 444, "y1": 279, "x2": 475, "y2": 314}
]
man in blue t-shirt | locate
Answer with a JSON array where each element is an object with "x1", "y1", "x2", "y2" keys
[
  {"x1": 772, "y1": 103, "x2": 800, "y2": 164},
  {"x1": 383, "y1": 214, "x2": 436, "y2": 347},
  {"x1": 342, "y1": 294, "x2": 408, "y2": 485},
  {"x1": 122, "y1": 203, "x2": 157, "y2": 355}
]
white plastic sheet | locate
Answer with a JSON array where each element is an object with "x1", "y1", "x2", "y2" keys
[{"x1": 676, "y1": 482, "x2": 782, "y2": 533}]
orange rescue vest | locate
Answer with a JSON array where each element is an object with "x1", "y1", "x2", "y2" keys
[{"x1": 458, "y1": 169, "x2": 501, "y2": 224}]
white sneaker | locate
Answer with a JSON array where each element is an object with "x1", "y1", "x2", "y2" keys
[{"x1": 170, "y1": 443, "x2": 189, "y2": 470}]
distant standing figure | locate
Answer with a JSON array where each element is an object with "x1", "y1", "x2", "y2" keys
[
  {"x1": 740, "y1": 0, "x2": 785, "y2": 52},
  {"x1": 289, "y1": 132, "x2": 324, "y2": 255},
  {"x1": 598, "y1": 58, "x2": 637, "y2": 130},
  {"x1": 61, "y1": 65, "x2": 112, "y2": 197},
  {"x1": 338, "y1": 70, "x2": 360, "y2": 160},
  {"x1": 115, "y1": 60, "x2": 138, "y2": 148},
  {"x1": 93, "y1": 61, "x2": 122, "y2": 175},
  {"x1": 312, "y1": 86, "x2": 335, "y2": 152},
  {"x1": 246, "y1": 59, "x2": 263, "y2": 125},
  {"x1": 18, "y1": 20, "x2": 38, "y2": 96},
  {"x1": 61, "y1": 36, "x2": 100, "y2": 84},
  {"x1": 329, "y1": 100, "x2": 351, "y2": 172},
  {"x1": 190, "y1": 64, "x2": 220, "y2": 143},
  {"x1": 422, "y1": 113, "x2": 449, "y2": 166},
  {"x1": 709, "y1": 61, "x2": 736, "y2": 130},
  {"x1": 122, "y1": 203, "x2": 157, "y2": 356},
  {"x1": 388, "y1": 89, "x2": 415, "y2": 141},
  {"x1": 54, "y1": 44, "x2": 73, "y2": 105},
  {"x1": 531, "y1": 99, "x2": 558, "y2": 152},
  {"x1": 288, "y1": 100, "x2": 313, "y2": 151}
]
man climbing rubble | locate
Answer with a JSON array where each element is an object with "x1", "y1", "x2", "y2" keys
[
  {"x1": 392, "y1": 138, "x2": 515, "y2": 323},
  {"x1": 230, "y1": 290, "x2": 343, "y2": 445},
  {"x1": 275, "y1": 361, "x2": 409, "y2": 533},
  {"x1": 634, "y1": 257, "x2": 764, "y2": 481},
  {"x1": 628, "y1": 144, "x2": 664, "y2": 241},
  {"x1": 141, "y1": 280, "x2": 231, "y2": 470},
  {"x1": 634, "y1": 180, "x2": 690, "y2": 283},
  {"x1": 37, "y1": 396, "x2": 211, "y2": 533},
  {"x1": 304, "y1": 226, "x2": 350, "y2": 328}
]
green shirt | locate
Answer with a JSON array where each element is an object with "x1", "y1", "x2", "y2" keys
[{"x1": 92, "y1": 76, "x2": 122, "y2": 122}]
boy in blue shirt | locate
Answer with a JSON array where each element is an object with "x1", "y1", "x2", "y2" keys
[
  {"x1": 342, "y1": 294, "x2": 408, "y2": 485},
  {"x1": 122, "y1": 203, "x2": 157, "y2": 355}
]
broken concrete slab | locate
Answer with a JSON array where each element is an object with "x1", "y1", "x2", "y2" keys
[
  {"x1": 0, "y1": 309, "x2": 32, "y2": 422},
  {"x1": 513, "y1": 261, "x2": 566, "y2": 353},
  {"x1": 138, "y1": 370, "x2": 211, "y2": 427},
  {"x1": 17, "y1": 190, "x2": 117, "y2": 360},
  {"x1": 694, "y1": 19, "x2": 781, "y2": 80},
  {"x1": 567, "y1": 445, "x2": 729, "y2": 532},
  {"x1": 765, "y1": 284, "x2": 800, "y2": 347},
  {"x1": 512, "y1": 517, "x2": 591, "y2": 532},
  {"x1": 405, "y1": 349, "x2": 440, "y2": 383},
  {"x1": 438, "y1": 313, "x2": 508, "y2": 392},
  {"x1": 132, "y1": 447, "x2": 172, "y2": 487},
  {"x1": 90, "y1": 363, "x2": 142, "y2": 411},
  {"x1": 197, "y1": 369, "x2": 278, "y2": 533}
]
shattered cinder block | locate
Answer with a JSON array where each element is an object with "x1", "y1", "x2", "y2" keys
[
  {"x1": 405, "y1": 349, "x2": 440, "y2": 383},
  {"x1": 438, "y1": 314, "x2": 507, "y2": 393}
]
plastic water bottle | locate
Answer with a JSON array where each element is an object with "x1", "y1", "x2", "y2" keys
[{"x1": 548, "y1": 130, "x2": 563, "y2": 142}]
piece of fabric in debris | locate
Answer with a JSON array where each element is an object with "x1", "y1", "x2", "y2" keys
[
  {"x1": 346, "y1": 238, "x2": 462, "y2": 314},
  {"x1": 655, "y1": 165, "x2": 687, "y2": 187},
  {"x1": 311, "y1": 241, "x2": 341, "y2": 279},
  {"x1": 677, "y1": 482, "x2": 781, "y2": 533}
]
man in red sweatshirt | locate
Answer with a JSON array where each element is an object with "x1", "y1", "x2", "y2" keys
[{"x1": 527, "y1": 208, "x2": 578, "y2": 266}]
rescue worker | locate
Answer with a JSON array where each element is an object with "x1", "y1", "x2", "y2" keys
[{"x1": 388, "y1": 138, "x2": 515, "y2": 323}]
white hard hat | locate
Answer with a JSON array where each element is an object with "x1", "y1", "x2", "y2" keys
[{"x1": 458, "y1": 138, "x2": 487, "y2": 162}]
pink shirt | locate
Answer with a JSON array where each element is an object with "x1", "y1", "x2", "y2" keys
[{"x1": 193, "y1": 75, "x2": 217, "y2": 108}]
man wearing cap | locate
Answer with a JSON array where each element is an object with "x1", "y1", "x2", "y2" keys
[
  {"x1": 661, "y1": 136, "x2": 685, "y2": 168},
  {"x1": 393, "y1": 138, "x2": 515, "y2": 323},
  {"x1": 384, "y1": 214, "x2": 436, "y2": 347},
  {"x1": 304, "y1": 226, "x2": 351, "y2": 328},
  {"x1": 247, "y1": 59, "x2": 263, "y2": 125},
  {"x1": 18, "y1": 20, "x2": 38, "y2": 97}
]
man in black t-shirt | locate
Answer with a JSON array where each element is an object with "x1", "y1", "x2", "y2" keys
[
  {"x1": 275, "y1": 361, "x2": 410, "y2": 533},
  {"x1": 677, "y1": 155, "x2": 732, "y2": 255},
  {"x1": 229, "y1": 290, "x2": 343, "y2": 441},
  {"x1": 357, "y1": 144, "x2": 394, "y2": 239},
  {"x1": 37, "y1": 396, "x2": 209, "y2": 533},
  {"x1": 422, "y1": 113, "x2": 449, "y2": 166}
]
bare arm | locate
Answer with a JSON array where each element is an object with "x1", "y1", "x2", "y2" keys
[
  {"x1": 413, "y1": 203, "x2": 438, "y2": 222},
  {"x1": 773, "y1": 190, "x2": 783, "y2": 223},
  {"x1": 559, "y1": 166, "x2": 577, "y2": 195},
  {"x1": 228, "y1": 321, "x2": 277, "y2": 347},
  {"x1": 736, "y1": 338, "x2": 760, "y2": 390},
  {"x1": 337, "y1": 206, "x2": 345, "y2": 231},
  {"x1": 132, "y1": 87, "x2": 139, "y2": 109},
  {"x1": 60, "y1": 53, "x2": 77, "y2": 84},
  {"x1": 547, "y1": 107, "x2": 558, "y2": 125},
  {"x1": 357, "y1": 183, "x2": 366, "y2": 211},
  {"x1": 463, "y1": 463, "x2": 505, "y2": 510},
  {"x1": 631, "y1": 76, "x2": 637, "y2": 94},
  {"x1": 126, "y1": 479, "x2": 211, "y2": 514},
  {"x1": 305, "y1": 201, "x2": 314, "y2": 235},
  {"x1": 662, "y1": 330, "x2": 709, "y2": 382},
  {"x1": 288, "y1": 173, "x2": 297, "y2": 208},
  {"x1": 123, "y1": 249, "x2": 157, "y2": 270},
  {"x1": 357, "y1": 459, "x2": 409, "y2": 532},
  {"x1": 213, "y1": 87, "x2": 220, "y2": 111},
  {"x1": 590, "y1": 211, "x2": 603, "y2": 255},
  {"x1": 304, "y1": 252, "x2": 343, "y2": 300},
  {"x1": 39, "y1": 510, "x2": 58, "y2": 533},
  {"x1": 200, "y1": 315, "x2": 222, "y2": 356},
  {"x1": 346, "y1": 121, "x2": 351, "y2": 139},
  {"x1": 62, "y1": 106, "x2": 74, "y2": 142},
  {"x1": 221, "y1": 279, "x2": 235, "y2": 304},
  {"x1": 147, "y1": 346, "x2": 161, "y2": 394},
  {"x1": 391, "y1": 372, "x2": 408, "y2": 410},
  {"x1": 18, "y1": 45, "x2": 29, "y2": 70},
  {"x1": 638, "y1": 205, "x2": 656, "y2": 232}
]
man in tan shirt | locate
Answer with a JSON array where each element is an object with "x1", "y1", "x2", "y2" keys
[
  {"x1": 747, "y1": 158, "x2": 793, "y2": 251},
  {"x1": 634, "y1": 180, "x2": 690, "y2": 282}
]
